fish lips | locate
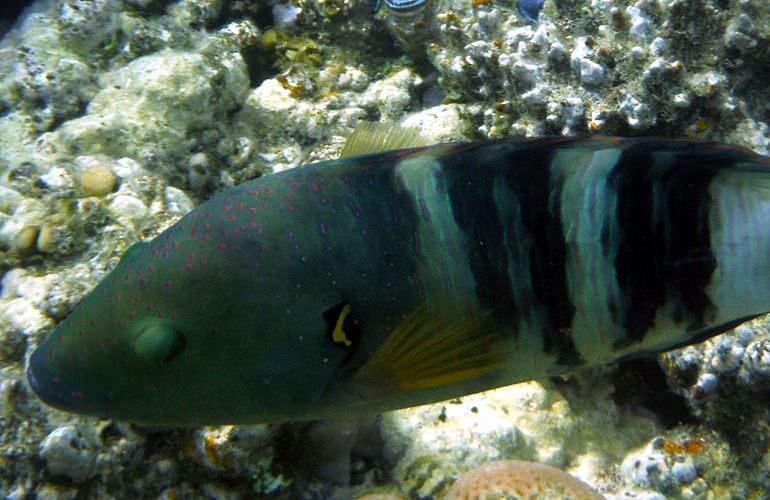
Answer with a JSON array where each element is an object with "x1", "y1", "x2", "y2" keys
[{"x1": 26, "y1": 346, "x2": 111, "y2": 418}]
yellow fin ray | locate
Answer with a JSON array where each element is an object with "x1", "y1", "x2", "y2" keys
[
  {"x1": 340, "y1": 122, "x2": 432, "y2": 158},
  {"x1": 352, "y1": 304, "x2": 511, "y2": 395}
]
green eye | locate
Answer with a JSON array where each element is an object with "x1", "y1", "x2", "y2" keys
[{"x1": 133, "y1": 323, "x2": 186, "y2": 364}]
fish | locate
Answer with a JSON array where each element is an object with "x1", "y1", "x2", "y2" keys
[
  {"x1": 26, "y1": 132, "x2": 770, "y2": 426},
  {"x1": 371, "y1": 0, "x2": 426, "y2": 15},
  {"x1": 517, "y1": 0, "x2": 546, "y2": 22}
]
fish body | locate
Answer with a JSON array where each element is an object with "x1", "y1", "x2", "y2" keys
[{"x1": 27, "y1": 136, "x2": 770, "y2": 425}]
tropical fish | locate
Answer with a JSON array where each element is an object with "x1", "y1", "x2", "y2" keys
[
  {"x1": 27, "y1": 133, "x2": 770, "y2": 426},
  {"x1": 517, "y1": 0, "x2": 546, "y2": 22}
]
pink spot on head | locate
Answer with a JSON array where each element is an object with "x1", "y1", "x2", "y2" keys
[
  {"x1": 311, "y1": 182, "x2": 320, "y2": 192},
  {"x1": 223, "y1": 204, "x2": 231, "y2": 212},
  {"x1": 227, "y1": 214, "x2": 237, "y2": 222},
  {"x1": 250, "y1": 221, "x2": 257, "y2": 229},
  {"x1": 203, "y1": 234, "x2": 210, "y2": 241},
  {"x1": 235, "y1": 203, "x2": 244, "y2": 211},
  {"x1": 249, "y1": 207, "x2": 257, "y2": 215},
  {"x1": 191, "y1": 227, "x2": 198, "y2": 238},
  {"x1": 172, "y1": 241, "x2": 179, "y2": 250},
  {"x1": 199, "y1": 258, "x2": 209, "y2": 269},
  {"x1": 290, "y1": 181, "x2": 300, "y2": 189},
  {"x1": 218, "y1": 242, "x2": 226, "y2": 251},
  {"x1": 162, "y1": 251, "x2": 169, "y2": 258},
  {"x1": 185, "y1": 262, "x2": 194, "y2": 272},
  {"x1": 249, "y1": 190, "x2": 259, "y2": 198}
]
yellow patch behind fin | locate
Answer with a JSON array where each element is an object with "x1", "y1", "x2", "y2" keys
[
  {"x1": 352, "y1": 305, "x2": 510, "y2": 395},
  {"x1": 340, "y1": 122, "x2": 432, "y2": 158}
]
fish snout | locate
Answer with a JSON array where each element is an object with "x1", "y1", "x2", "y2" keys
[{"x1": 26, "y1": 346, "x2": 106, "y2": 417}]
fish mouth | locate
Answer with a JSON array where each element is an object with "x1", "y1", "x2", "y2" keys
[
  {"x1": 26, "y1": 347, "x2": 104, "y2": 416},
  {"x1": 27, "y1": 347, "x2": 69, "y2": 410}
]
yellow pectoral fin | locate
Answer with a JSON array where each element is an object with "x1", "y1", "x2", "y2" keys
[{"x1": 352, "y1": 305, "x2": 510, "y2": 395}]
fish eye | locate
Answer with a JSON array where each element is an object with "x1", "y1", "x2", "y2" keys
[{"x1": 133, "y1": 322, "x2": 186, "y2": 364}]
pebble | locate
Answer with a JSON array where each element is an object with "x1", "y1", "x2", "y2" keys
[
  {"x1": 672, "y1": 460, "x2": 697, "y2": 485},
  {"x1": 579, "y1": 58, "x2": 605, "y2": 86},
  {"x1": 620, "y1": 449, "x2": 671, "y2": 490},
  {"x1": 36, "y1": 223, "x2": 56, "y2": 254},
  {"x1": 708, "y1": 338, "x2": 744, "y2": 374},
  {"x1": 13, "y1": 226, "x2": 38, "y2": 253},
  {"x1": 81, "y1": 165, "x2": 117, "y2": 197},
  {"x1": 627, "y1": 6, "x2": 649, "y2": 38},
  {"x1": 39, "y1": 426, "x2": 96, "y2": 482},
  {"x1": 741, "y1": 340, "x2": 770, "y2": 379},
  {"x1": 694, "y1": 372, "x2": 719, "y2": 396}
]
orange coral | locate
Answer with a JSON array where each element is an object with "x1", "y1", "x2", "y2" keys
[
  {"x1": 663, "y1": 438, "x2": 705, "y2": 455},
  {"x1": 446, "y1": 460, "x2": 603, "y2": 500}
]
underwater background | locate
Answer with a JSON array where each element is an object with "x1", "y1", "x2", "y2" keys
[{"x1": 0, "y1": 0, "x2": 769, "y2": 498}]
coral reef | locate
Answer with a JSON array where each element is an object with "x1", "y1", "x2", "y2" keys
[
  {"x1": 419, "y1": 0, "x2": 770, "y2": 152},
  {"x1": 0, "y1": 0, "x2": 769, "y2": 497},
  {"x1": 446, "y1": 459, "x2": 602, "y2": 499}
]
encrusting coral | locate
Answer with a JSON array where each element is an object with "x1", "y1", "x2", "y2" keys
[{"x1": 446, "y1": 460, "x2": 603, "y2": 500}]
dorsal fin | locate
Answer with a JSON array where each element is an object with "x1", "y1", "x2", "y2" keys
[
  {"x1": 340, "y1": 122, "x2": 431, "y2": 158},
  {"x1": 350, "y1": 304, "x2": 511, "y2": 397}
]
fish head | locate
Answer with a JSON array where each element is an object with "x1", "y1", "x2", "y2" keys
[
  {"x1": 27, "y1": 223, "x2": 351, "y2": 425},
  {"x1": 26, "y1": 240, "x2": 209, "y2": 424}
]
